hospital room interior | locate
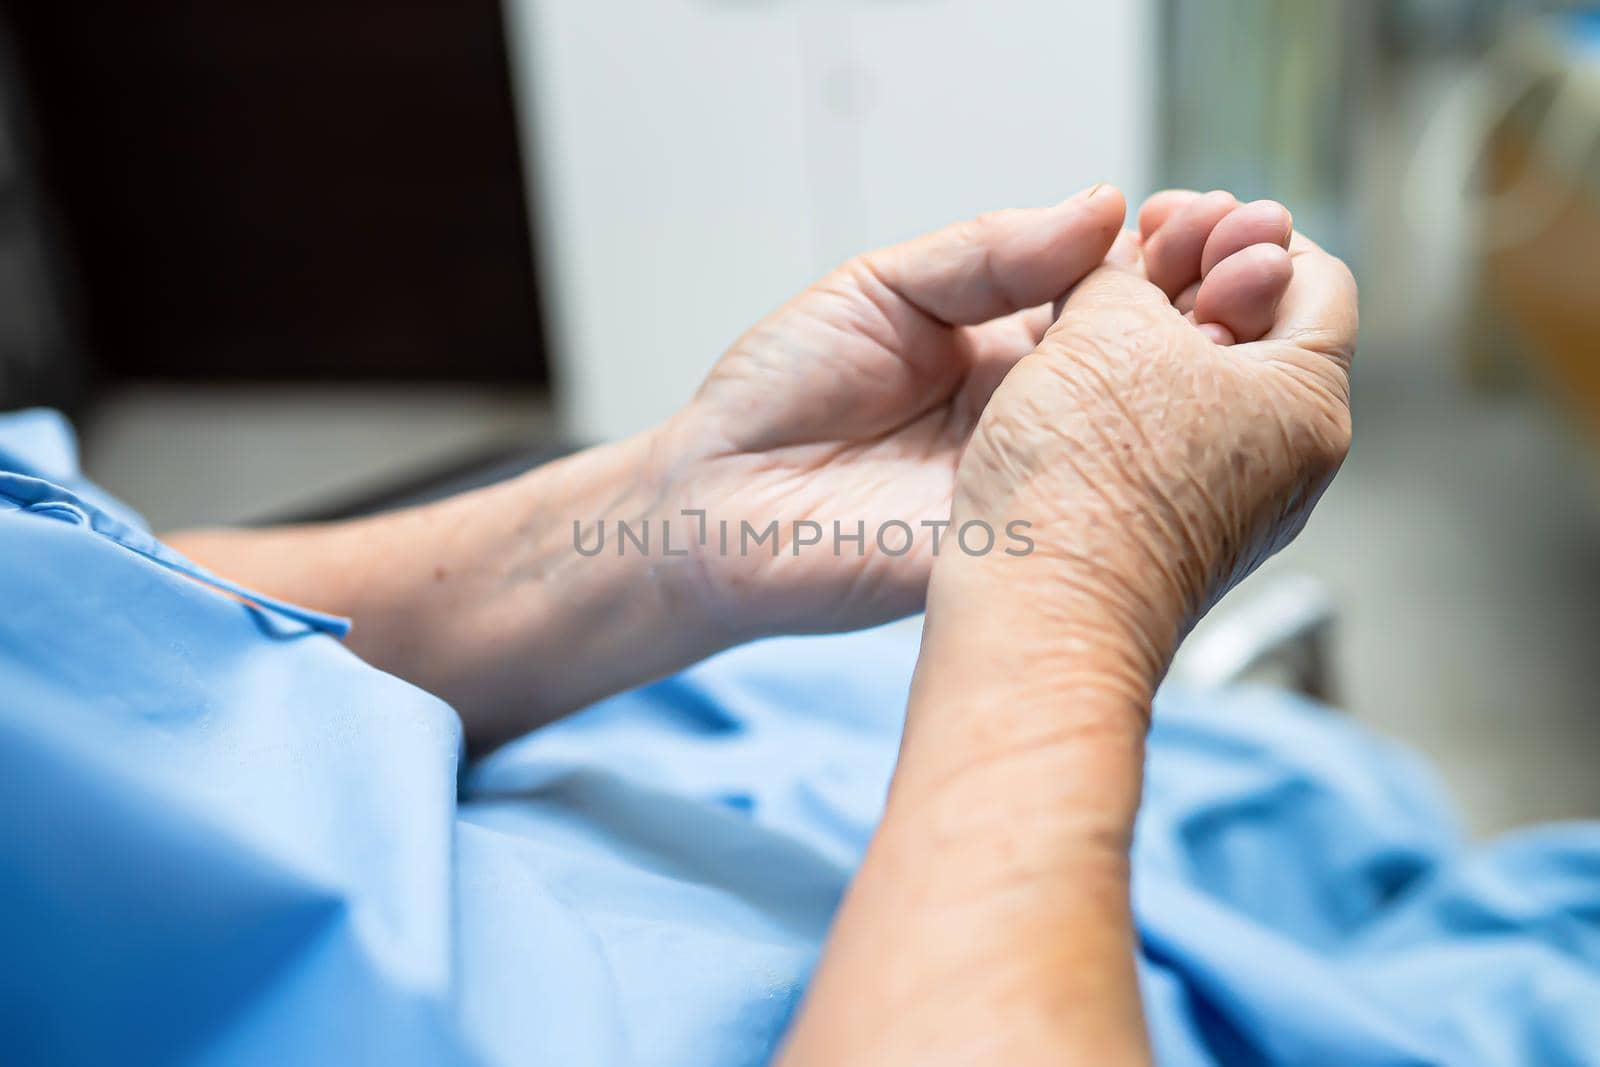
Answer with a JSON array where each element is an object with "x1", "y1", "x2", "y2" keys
[
  {"x1": 3, "y1": 0, "x2": 1590, "y2": 833},
  {"x1": 4, "y1": 1, "x2": 1600, "y2": 1063}
]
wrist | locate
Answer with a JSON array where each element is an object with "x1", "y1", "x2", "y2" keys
[
  {"x1": 344, "y1": 425, "x2": 739, "y2": 750},
  {"x1": 898, "y1": 550, "x2": 1171, "y2": 840},
  {"x1": 632, "y1": 409, "x2": 790, "y2": 643},
  {"x1": 499, "y1": 421, "x2": 742, "y2": 650},
  {"x1": 946, "y1": 426, "x2": 1211, "y2": 670},
  {"x1": 925, "y1": 544, "x2": 1179, "y2": 689},
  {"x1": 618, "y1": 415, "x2": 769, "y2": 646},
  {"x1": 528, "y1": 424, "x2": 726, "y2": 638},
  {"x1": 793, "y1": 550, "x2": 1158, "y2": 1067}
]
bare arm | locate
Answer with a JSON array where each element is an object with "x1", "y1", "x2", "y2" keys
[
  {"x1": 167, "y1": 430, "x2": 724, "y2": 753},
  {"x1": 777, "y1": 568, "x2": 1158, "y2": 1066},
  {"x1": 780, "y1": 202, "x2": 1356, "y2": 1064},
  {"x1": 167, "y1": 192, "x2": 1133, "y2": 752}
]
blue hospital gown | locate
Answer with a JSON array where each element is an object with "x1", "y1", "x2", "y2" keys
[{"x1": 1, "y1": 408, "x2": 1598, "y2": 1066}]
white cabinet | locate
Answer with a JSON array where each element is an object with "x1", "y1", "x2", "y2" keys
[{"x1": 504, "y1": 0, "x2": 1155, "y2": 441}]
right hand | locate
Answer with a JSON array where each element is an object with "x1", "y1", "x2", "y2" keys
[
  {"x1": 939, "y1": 191, "x2": 1359, "y2": 669},
  {"x1": 647, "y1": 185, "x2": 1127, "y2": 639}
]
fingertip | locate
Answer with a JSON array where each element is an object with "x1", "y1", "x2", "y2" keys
[
  {"x1": 1143, "y1": 190, "x2": 1238, "y2": 299},
  {"x1": 1200, "y1": 200, "x2": 1294, "y2": 277},
  {"x1": 1070, "y1": 182, "x2": 1128, "y2": 235},
  {"x1": 1194, "y1": 243, "x2": 1293, "y2": 344},
  {"x1": 1253, "y1": 241, "x2": 1295, "y2": 286},
  {"x1": 1017, "y1": 187, "x2": 1127, "y2": 319},
  {"x1": 1051, "y1": 184, "x2": 1128, "y2": 276}
]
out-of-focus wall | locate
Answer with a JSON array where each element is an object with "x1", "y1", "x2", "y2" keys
[
  {"x1": 1158, "y1": 0, "x2": 1369, "y2": 260},
  {"x1": 504, "y1": 0, "x2": 1155, "y2": 442}
]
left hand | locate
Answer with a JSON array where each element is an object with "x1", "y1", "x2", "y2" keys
[
  {"x1": 649, "y1": 185, "x2": 1127, "y2": 637},
  {"x1": 938, "y1": 189, "x2": 1355, "y2": 673}
]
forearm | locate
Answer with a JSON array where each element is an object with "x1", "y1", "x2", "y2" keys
[
  {"x1": 167, "y1": 430, "x2": 730, "y2": 751},
  {"x1": 779, "y1": 560, "x2": 1162, "y2": 1067}
]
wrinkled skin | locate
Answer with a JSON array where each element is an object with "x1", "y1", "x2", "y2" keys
[
  {"x1": 655, "y1": 185, "x2": 1356, "y2": 651},
  {"x1": 652, "y1": 185, "x2": 1124, "y2": 637},
  {"x1": 950, "y1": 191, "x2": 1357, "y2": 667}
]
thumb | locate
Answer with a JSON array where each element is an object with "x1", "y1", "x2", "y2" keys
[{"x1": 856, "y1": 185, "x2": 1127, "y2": 327}]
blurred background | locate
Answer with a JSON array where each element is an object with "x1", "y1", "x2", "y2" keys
[{"x1": 1, "y1": 0, "x2": 1598, "y2": 834}]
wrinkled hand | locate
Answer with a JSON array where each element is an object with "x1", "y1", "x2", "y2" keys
[
  {"x1": 653, "y1": 185, "x2": 1127, "y2": 637},
  {"x1": 941, "y1": 190, "x2": 1358, "y2": 668}
]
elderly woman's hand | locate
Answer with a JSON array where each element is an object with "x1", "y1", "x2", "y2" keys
[
  {"x1": 935, "y1": 190, "x2": 1358, "y2": 674},
  {"x1": 649, "y1": 186, "x2": 1127, "y2": 639}
]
